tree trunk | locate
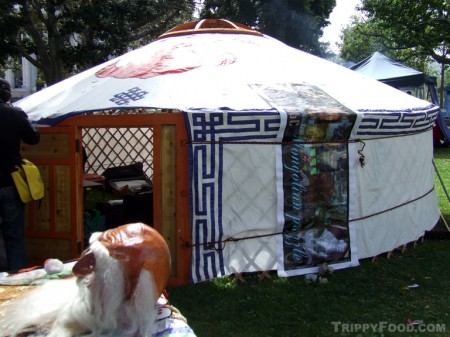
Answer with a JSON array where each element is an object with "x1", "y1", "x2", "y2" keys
[{"x1": 42, "y1": 58, "x2": 66, "y2": 86}]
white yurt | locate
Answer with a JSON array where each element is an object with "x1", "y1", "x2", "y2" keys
[{"x1": 17, "y1": 19, "x2": 439, "y2": 284}]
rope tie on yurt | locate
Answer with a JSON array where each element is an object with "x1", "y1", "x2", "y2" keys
[
  {"x1": 185, "y1": 132, "x2": 436, "y2": 249},
  {"x1": 185, "y1": 228, "x2": 295, "y2": 252},
  {"x1": 187, "y1": 133, "x2": 434, "y2": 173},
  {"x1": 357, "y1": 140, "x2": 366, "y2": 167},
  {"x1": 348, "y1": 186, "x2": 435, "y2": 222},
  {"x1": 187, "y1": 139, "x2": 359, "y2": 145},
  {"x1": 186, "y1": 129, "x2": 432, "y2": 146},
  {"x1": 184, "y1": 186, "x2": 435, "y2": 251}
]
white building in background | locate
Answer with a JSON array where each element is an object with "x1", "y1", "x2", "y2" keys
[{"x1": 5, "y1": 56, "x2": 38, "y2": 102}]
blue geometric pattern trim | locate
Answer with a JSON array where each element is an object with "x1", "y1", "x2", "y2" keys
[
  {"x1": 184, "y1": 109, "x2": 281, "y2": 283},
  {"x1": 355, "y1": 105, "x2": 439, "y2": 136}
]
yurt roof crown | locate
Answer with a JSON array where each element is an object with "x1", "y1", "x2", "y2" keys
[{"x1": 158, "y1": 18, "x2": 263, "y2": 39}]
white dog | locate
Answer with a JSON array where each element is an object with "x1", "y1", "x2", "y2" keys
[{"x1": 1, "y1": 223, "x2": 171, "y2": 337}]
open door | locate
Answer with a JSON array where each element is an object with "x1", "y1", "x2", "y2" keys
[
  {"x1": 58, "y1": 112, "x2": 191, "y2": 285},
  {"x1": 19, "y1": 113, "x2": 191, "y2": 285},
  {"x1": 21, "y1": 126, "x2": 83, "y2": 266}
]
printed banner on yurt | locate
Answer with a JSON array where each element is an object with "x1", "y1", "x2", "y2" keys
[
  {"x1": 277, "y1": 109, "x2": 356, "y2": 276},
  {"x1": 257, "y1": 83, "x2": 359, "y2": 277},
  {"x1": 278, "y1": 136, "x2": 355, "y2": 276}
]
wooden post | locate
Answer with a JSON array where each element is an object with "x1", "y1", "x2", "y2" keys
[{"x1": 159, "y1": 125, "x2": 178, "y2": 279}]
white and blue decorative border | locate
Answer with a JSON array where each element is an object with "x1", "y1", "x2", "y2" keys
[
  {"x1": 184, "y1": 109, "x2": 281, "y2": 283},
  {"x1": 355, "y1": 105, "x2": 439, "y2": 136}
]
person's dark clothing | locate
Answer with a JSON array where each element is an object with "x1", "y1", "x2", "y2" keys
[
  {"x1": 0, "y1": 100, "x2": 40, "y2": 271},
  {"x1": 0, "y1": 102, "x2": 40, "y2": 188},
  {"x1": 0, "y1": 186, "x2": 27, "y2": 270}
]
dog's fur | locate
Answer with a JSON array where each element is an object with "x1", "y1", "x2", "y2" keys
[{"x1": 1, "y1": 236, "x2": 158, "y2": 337}]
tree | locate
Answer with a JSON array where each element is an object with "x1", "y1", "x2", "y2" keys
[
  {"x1": 0, "y1": 0, "x2": 195, "y2": 85},
  {"x1": 340, "y1": 18, "x2": 383, "y2": 63},
  {"x1": 339, "y1": 17, "x2": 429, "y2": 71},
  {"x1": 360, "y1": 0, "x2": 449, "y2": 66},
  {"x1": 198, "y1": 0, "x2": 336, "y2": 56},
  {"x1": 341, "y1": 0, "x2": 449, "y2": 105}
]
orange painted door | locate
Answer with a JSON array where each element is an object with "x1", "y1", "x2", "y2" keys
[{"x1": 21, "y1": 126, "x2": 83, "y2": 266}]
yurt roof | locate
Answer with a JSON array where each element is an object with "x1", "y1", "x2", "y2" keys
[{"x1": 16, "y1": 20, "x2": 437, "y2": 127}]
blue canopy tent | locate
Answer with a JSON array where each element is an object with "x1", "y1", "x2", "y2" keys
[
  {"x1": 350, "y1": 51, "x2": 436, "y2": 88},
  {"x1": 351, "y1": 52, "x2": 448, "y2": 145}
]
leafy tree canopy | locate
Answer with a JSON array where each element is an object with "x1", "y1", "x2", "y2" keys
[
  {"x1": 340, "y1": 17, "x2": 429, "y2": 71},
  {"x1": 0, "y1": 0, "x2": 195, "y2": 85},
  {"x1": 198, "y1": 0, "x2": 336, "y2": 56},
  {"x1": 340, "y1": 0, "x2": 449, "y2": 69}
]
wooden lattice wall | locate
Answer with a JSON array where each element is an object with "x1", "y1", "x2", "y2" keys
[{"x1": 82, "y1": 127, "x2": 154, "y2": 178}]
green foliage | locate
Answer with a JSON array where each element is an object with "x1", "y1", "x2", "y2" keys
[
  {"x1": 340, "y1": 17, "x2": 431, "y2": 72},
  {"x1": 433, "y1": 147, "x2": 450, "y2": 226},
  {"x1": 198, "y1": 0, "x2": 260, "y2": 27},
  {"x1": 0, "y1": 0, "x2": 195, "y2": 85},
  {"x1": 339, "y1": 17, "x2": 383, "y2": 63},
  {"x1": 361, "y1": 0, "x2": 449, "y2": 64},
  {"x1": 340, "y1": 0, "x2": 449, "y2": 69},
  {"x1": 199, "y1": 0, "x2": 336, "y2": 56}
]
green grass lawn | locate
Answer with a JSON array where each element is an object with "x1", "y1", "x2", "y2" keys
[
  {"x1": 167, "y1": 146, "x2": 450, "y2": 337},
  {"x1": 434, "y1": 146, "x2": 450, "y2": 228}
]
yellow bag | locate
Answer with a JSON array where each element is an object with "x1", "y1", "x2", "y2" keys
[{"x1": 11, "y1": 159, "x2": 45, "y2": 203}]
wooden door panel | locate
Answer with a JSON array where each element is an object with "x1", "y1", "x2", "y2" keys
[{"x1": 21, "y1": 127, "x2": 80, "y2": 266}]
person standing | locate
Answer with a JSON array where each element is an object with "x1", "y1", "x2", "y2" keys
[{"x1": 0, "y1": 78, "x2": 40, "y2": 271}]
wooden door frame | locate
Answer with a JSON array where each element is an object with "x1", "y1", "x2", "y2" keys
[{"x1": 59, "y1": 113, "x2": 191, "y2": 286}]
